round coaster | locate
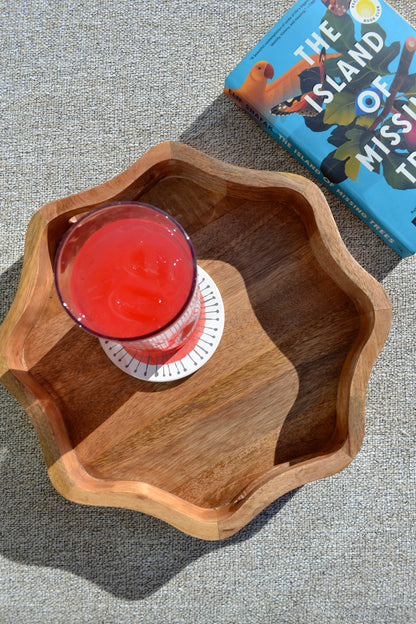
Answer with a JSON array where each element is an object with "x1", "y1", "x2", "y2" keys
[{"x1": 99, "y1": 267, "x2": 224, "y2": 382}]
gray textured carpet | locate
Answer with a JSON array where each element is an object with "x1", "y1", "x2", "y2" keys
[{"x1": 1, "y1": 1, "x2": 415, "y2": 622}]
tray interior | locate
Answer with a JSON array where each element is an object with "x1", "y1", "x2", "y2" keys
[{"x1": 22, "y1": 172, "x2": 361, "y2": 509}]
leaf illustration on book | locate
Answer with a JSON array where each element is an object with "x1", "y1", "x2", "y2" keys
[
  {"x1": 400, "y1": 73, "x2": 416, "y2": 97},
  {"x1": 359, "y1": 22, "x2": 400, "y2": 74},
  {"x1": 360, "y1": 21, "x2": 389, "y2": 44},
  {"x1": 355, "y1": 113, "x2": 379, "y2": 129},
  {"x1": 327, "y1": 122, "x2": 353, "y2": 147},
  {"x1": 382, "y1": 152, "x2": 416, "y2": 189},
  {"x1": 324, "y1": 89, "x2": 357, "y2": 126},
  {"x1": 320, "y1": 9, "x2": 356, "y2": 53},
  {"x1": 333, "y1": 127, "x2": 370, "y2": 180},
  {"x1": 325, "y1": 56, "x2": 344, "y2": 75},
  {"x1": 365, "y1": 41, "x2": 400, "y2": 77},
  {"x1": 320, "y1": 150, "x2": 348, "y2": 183}
]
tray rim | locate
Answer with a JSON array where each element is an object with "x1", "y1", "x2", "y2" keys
[{"x1": 0, "y1": 141, "x2": 392, "y2": 540}]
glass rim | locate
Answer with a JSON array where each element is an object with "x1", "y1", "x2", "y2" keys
[{"x1": 54, "y1": 200, "x2": 199, "y2": 343}]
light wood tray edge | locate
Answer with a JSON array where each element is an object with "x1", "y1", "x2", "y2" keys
[{"x1": 0, "y1": 141, "x2": 392, "y2": 540}]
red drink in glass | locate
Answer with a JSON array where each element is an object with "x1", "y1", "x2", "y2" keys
[
  {"x1": 54, "y1": 202, "x2": 200, "y2": 355},
  {"x1": 71, "y1": 217, "x2": 194, "y2": 338}
]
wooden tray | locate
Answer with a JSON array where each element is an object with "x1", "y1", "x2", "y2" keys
[{"x1": 0, "y1": 141, "x2": 392, "y2": 540}]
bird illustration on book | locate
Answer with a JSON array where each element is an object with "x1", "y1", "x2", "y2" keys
[
  {"x1": 225, "y1": 50, "x2": 339, "y2": 117},
  {"x1": 224, "y1": 60, "x2": 275, "y2": 113},
  {"x1": 270, "y1": 48, "x2": 331, "y2": 117}
]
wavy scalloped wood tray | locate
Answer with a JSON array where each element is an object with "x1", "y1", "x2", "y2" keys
[{"x1": 0, "y1": 141, "x2": 392, "y2": 540}]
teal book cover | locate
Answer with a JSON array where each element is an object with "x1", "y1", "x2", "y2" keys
[{"x1": 224, "y1": 0, "x2": 416, "y2": 257}]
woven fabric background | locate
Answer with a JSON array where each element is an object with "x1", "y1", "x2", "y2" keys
[{"x1": 1, "y1": 1, "x2": 415, "y2": 622}]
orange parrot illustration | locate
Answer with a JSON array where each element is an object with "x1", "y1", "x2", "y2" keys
[
  {"x1": 225, "y1": 50, "x2": 338, "y2": 117},
  {"x1": 227, "y1": 60, "x2": 275, "y2": 112}
]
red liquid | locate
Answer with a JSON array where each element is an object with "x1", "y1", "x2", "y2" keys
[{"x1": 71, "y1": 217, "x2": 194, "y2": 338}]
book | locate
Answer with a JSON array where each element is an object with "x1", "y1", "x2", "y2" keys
[{"x1": 224, "y1": 0, "x2": 416, "y2": 257}]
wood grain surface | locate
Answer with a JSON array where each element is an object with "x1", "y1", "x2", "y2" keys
[{"x1": 0, "y1": 141, "x2": 392, "y2": 539}]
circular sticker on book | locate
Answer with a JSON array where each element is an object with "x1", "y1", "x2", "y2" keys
[
  {"x1": 99, "y1": 266, "x2": 224, "y2": 382},
  {"x1": 350, "y1": 0, "x2": 381, "y2": 24}
]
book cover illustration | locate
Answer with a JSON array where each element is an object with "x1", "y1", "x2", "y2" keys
[{"x1": 224, "y1": 0, "x2": 416, "y2": 256}]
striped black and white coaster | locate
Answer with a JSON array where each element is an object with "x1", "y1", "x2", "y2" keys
[{"x1": 99, "y1": 266, "x2": 224, "y2": 381}]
